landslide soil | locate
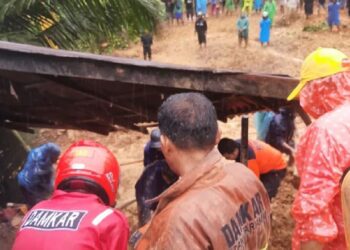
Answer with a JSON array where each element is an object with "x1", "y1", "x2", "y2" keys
[{"x1": 2, "y1": 8, "x2": 350, "y2": 250}]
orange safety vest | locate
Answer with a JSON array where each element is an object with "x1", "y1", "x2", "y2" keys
[{"x1": 247, "y1": 140, "x2": 286, "y2": 177}]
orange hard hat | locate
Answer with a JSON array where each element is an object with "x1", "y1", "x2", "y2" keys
[{"x1": 55, "y1": 140, "x2": 120, "y2": 207}]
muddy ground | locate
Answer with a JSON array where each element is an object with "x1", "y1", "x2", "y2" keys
[
  {"x1": 114, "y1": 8, "x2": 350, "y2": 78},
  {"x1": 1, "y1": 116, "x2": 307, "y2": 249},
  {"x1": 2, "y1": 6, "x2": 350, "y2": 249}
]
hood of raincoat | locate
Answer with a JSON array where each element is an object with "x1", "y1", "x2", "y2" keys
[{"x1": 299, "y1": 71, "x2": 350, "y2": 119}]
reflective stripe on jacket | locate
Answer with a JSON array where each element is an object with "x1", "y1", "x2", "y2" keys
[{"x1": 13, "y1": 190, "x2": 129, "y2": 250}]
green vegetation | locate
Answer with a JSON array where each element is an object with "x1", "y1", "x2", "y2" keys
[
  {"x1": 0, "y1": 0, "x2": 164, "y2": 52},
  {"x1": 303, "y1": 22, "x2": 328, "y2": 32}
]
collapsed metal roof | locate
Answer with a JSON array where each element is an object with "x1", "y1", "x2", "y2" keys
[{"x1": 0, "y1": 41, "x2": 302, "y2": 135}]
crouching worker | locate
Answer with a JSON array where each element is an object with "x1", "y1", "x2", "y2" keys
[
  {"x1": 218, "y1": 138, "x2": 287, "y2": 199},
  {"x1": 17, "y1": 143, "x2": 61, "y2": 208},
  {"x1": 13, "y1": 140, "x2": 129, "y2": 250},
  {"x1": 131, "y1": 93, "x2": 271, "y2": 249},
  {"x1": 137, "y1": 128, "x2": 178, "y2": 226},
  {"x1": 143, "y1": 128, "x2": 165, "y2": 167},
  {"x1": 136, "y1": 159, "x2": 178, "y2": 226}
]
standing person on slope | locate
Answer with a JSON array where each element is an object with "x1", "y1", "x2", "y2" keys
[
  {"x1": 186, "y1": 0, "x2": 195, "y2": 21},
  {"x1": 304, "y1": 0, "x2": 314, "y2": 18},
  {"x1": 225, "y1": 0, "x2": 235, "y2": 14},
  {"x1": 195, "y1": 12, "x2": 208, "y2": 48},
  {"x1": 141, "y1": 30, "x2": 153, "y2": 60},
  {"x1": 263, "y1": 0, "x2": 277, "y2": 24},
  {"x1": 260, "y1": 11, "x2": 272, "y2": 46},
  {"x1": 328, "y1": 0, "x2": 341, "y2": 32},
  {"x1": 237, "y1": 12, "x2": 249, "y2": 48}
]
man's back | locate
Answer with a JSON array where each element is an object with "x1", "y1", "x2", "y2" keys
[
  {"x1": 135, "y1": 150, "x2": 271, "y2": 249},
  {"x1": 249, "y1": 140, "x2": 286, "y2": 175},
  {"x1": 13, "y1": 190, "x2": 129, "y2": 250}
]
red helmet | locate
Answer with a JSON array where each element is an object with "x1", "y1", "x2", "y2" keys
[{"x1": 55, "y1": 140, "x2": 120, "y2": 207}]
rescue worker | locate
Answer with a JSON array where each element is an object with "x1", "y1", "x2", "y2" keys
[
  {"x1": 287, "y1": 48, "x2": 350, "y2": 250},
  {"x1": 13, "y1": 140, "x2": 129, "y2": 250},
  {"x1": 195, "y1": 12, "x2": 207, "y2": 48},
  {"x1": 17, "y1": 143, "x2": 61, "y2": 208},
  {"x1": 218, "y1": 138, "x2": 287, "y2": 199},
  {"x1": 131, "y1": 92, "x2": 271, "y2": 249},
  {"x1": 265, "y1": 107, "x2": 296, "y2": 166},
  {"x1": 143, "y1": 128, "x2": 164, "y2": 167},
  {"x1": 137, "y1": 128, "x2": 178, "y2": 226},
  {"x1": 135, "y1": 159, "x2": 178, "y2": 226}
]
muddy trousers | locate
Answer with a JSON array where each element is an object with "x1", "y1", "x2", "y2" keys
[
  {"x1": 143, "y1": 46, "x2": 152, "y2": 60},
  {"x1": 260, "y1": 169, "x2": 286, "y2": 200}
]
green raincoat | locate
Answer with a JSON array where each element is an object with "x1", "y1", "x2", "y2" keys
[
  {"x1": 225, "y1": 0, "x2": 235, "y2": 11},
  {"x1": 263, "y1": 0, "x2": 277, "y2": 24}
]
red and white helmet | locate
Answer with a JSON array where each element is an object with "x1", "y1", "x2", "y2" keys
[{"x1": 55, "y1": 140, "x2": 120, "y2": 207}]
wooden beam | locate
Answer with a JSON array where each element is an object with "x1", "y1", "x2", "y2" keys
[
  {"x1": 0, "y1": 41, "x2": 298, "y2": 99},
  {"x1": 240, "y1": 115, "x2": 249, "y2": 166},
  {"x1": 0, "y1": 122, "x2": 34, "y2": 133},
  {"x1": 0, "y1": 42, "x2": 302, "y2": 134},
  {"x1": 42, "y1": 75, "x2": 149, "y2": 119}
]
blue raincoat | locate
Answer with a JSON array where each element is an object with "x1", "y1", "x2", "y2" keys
[
  {"x1": 260, "y1": 17, "x2": 271, "y2": 43},
  {"x1": 17, "y1": 143, "x2": 60, "y2": 206},
  {"x1": 328, "y1": 2, "x2": 340, "y2": 26},
  {"x1": 254, "y1": 0, "x2": 263, "y2": 10},
  {"x1": 254, "y1": 111, "x2": 274, "y2": 140},
  {"x1": 196, "y1": 0, "x2": 208, "y2": 14}
]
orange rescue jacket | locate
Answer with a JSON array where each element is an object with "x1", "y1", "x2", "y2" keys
[{"x1": 248, "y1": 140, "x2": 287, "y2": 177}]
